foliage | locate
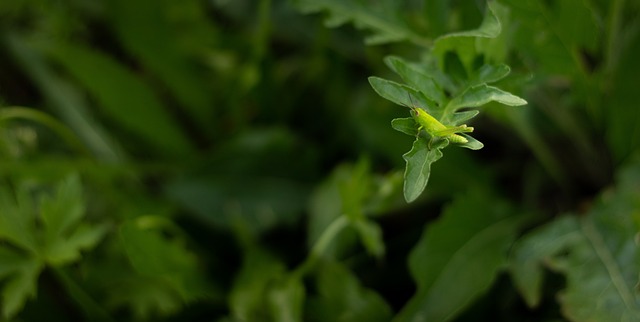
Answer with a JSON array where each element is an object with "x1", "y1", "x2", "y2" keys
[{"x1": 0, "y1": 0, "x2": 639, "y2": 321}]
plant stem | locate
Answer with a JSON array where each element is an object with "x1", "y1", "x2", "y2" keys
[
  {"x1": 0, "y1": 106, "x2": 91, "y2": 156},
  {"x1": 293, "y1": 215, "x2": 350, "y2": 278}
]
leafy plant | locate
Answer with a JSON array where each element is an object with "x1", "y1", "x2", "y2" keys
[
  {"x1": 0, "y1": 175, "x2": 108, "y2": 319},
  {"x1": 368, "y1": 2, "x2": 526, "y2": 202},
  {"x1": 1, "y1": 0, "x2": 639, "y2": 321}
]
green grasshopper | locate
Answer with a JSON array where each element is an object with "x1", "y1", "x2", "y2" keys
[{"x1": 406, "y1": 94, "x2": 473, "y2": 146}]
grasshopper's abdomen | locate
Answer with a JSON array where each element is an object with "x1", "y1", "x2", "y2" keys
[{"x1": 447, "y1": 134, "x2": 468, "y2": 144}]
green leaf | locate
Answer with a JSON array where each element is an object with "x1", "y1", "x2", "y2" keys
[
  {"x1": 391, "y1": 117, "x2": 419, "y2": 136},
  {"x1": 368, "y1": 77, "x2": 434, "y2": 113},
  {"x1": 0, "y1": 247, "x2": 42, "y2": 319},
  {"x1": 165, "y1": 128, "x2": 311, "y2": 237},
  {"x1": 45, "y1": 223, "x2": 110, "y2": 266},
  {"x1": 105, "y1": 275, "x2": 183, "y2": 319},
  {"x1": 450, "y1": 110, "x2": 479, "y2": 125},
  {"x1": 509, "y1": 216, "x2": 581, "y2": 308},
  {"x1": 433, "y1": 2, "x2": 502, "y2": 71},
  {"x1": 295, "y1": 0, "x2": 428, "y2": 46},
  {"x1": 1, "y1": 256, "x2": 41, "y2": 319},
  {"x1": 307, "y1": 165, "x2": 354, "y2": 259},
  {"x1": 402, "y1": 137, "x2": 447, "y2": 203},
  {"x1": 395, "y1": 190, "x2": 523, "y2": 322},
  {"x1": 0, "y1": 174, "x2": 107, "y2": 318},
  {"x1": 108, "y1": 0, "x2": 214, "y2": 130},
  {"x1": 308, "y1": 261, "x2": 392, "y2": 322},
  {"x1": 37, "y1": 174, "x2": 109, "y2": 266},
  {"x1": 0, "y1": 186, "x2": 37, "y2": 253},
  {"x1": 119, "y1": 219, "x2": 210, "y2": 302},
  {"x1": 447, "y1": 84, "x2": 527, "y2": 112},
  {"x1": 456, "y1": 134, "x2": 484, "y2": 150},
  {"x1": 352, "y1": 219, "x2": 385, "y2": 259},
  {"x1": 339, "y1": 157, "x2": 371, "y2": 222},
  {"x1": 48, "y1": 43, "x2": 195, "y2": 156},
  {"x1": 606, "y1": 24, "x2": 640, "y2": 162},
  {"x1": 510, "y1": 162, "x2": 640, "y2": 321},
  {"x1": 229, "y1": 248, "x2": 287, "y2": 322},
  {"x1": 5, "y1": 34, "x2": 122, "y2": 161},
  {"x1": 385, "y1": 56, "x2": 446, "y2": 107},
  {"x1": 472, "y1": 64, "x2": 511, "y2": 85},
  {"x1": 40, "y1": 174, "x2": 84, "y2": 243}
]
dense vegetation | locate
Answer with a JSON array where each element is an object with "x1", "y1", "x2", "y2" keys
[{"x1": 1, "y1": 0, "x2": 639, "y2": 321}]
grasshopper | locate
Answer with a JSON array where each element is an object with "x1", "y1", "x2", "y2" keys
[{"x1": 406, "y1": 94, "x2": 473, "y2": 146}]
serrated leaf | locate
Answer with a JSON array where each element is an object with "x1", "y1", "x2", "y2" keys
[
  {"x1": 391, "y1": 118, "x2": 419, "y2": 136},
  {"x1": 368, "y1": 77, "x2": 434, "y2": 113},
  {"x1": 510, "y1": 162, "x2": 640, "y2": 322},
  {"x1": 433, "y1": 2, "x2": 502, "y2": 70},
  {"x1": 0, "y1": 186, "x2": 37, "y2": 253},
  {"x1": 385, "y1": 56, "x2": 446, "y2": 107},
  {"x1": 38, "y1": 175, "x2": 108, "y2": 266},
  {"x1": 119, "y1": 219, "x2": 210, "y2": 303},
  {"x1": 0, "y1": 174, "x2": 107, "y2": 318},
  {"x1": 295, "y1": 0, "x2": 428, "y2": 46},
  {"x1": 45, "y1": 223, "x2": 110, "y2": 265},
  {"x1": 309, "y1": 261, "x2": 392, "y2": 322},
  {"x1": 40, "y1": 174, "x2": 84, "y2": 239},
  {"x1": 402, "y1": 138, "x2": 448, "y2": 203},
  {"x1": 395, "y1": 190, "x2": 523, "y2": 322},
  {"x1": 448, "y1": 84, "x2": 527, "y2": 112},
  {"x1": 0, "y1": 255, "x2": 41, "y2": 319}
]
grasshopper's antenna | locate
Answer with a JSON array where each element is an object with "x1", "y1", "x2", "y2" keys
[{"x1": 407, "y1": 93, "x2": 416, "y2": 110}]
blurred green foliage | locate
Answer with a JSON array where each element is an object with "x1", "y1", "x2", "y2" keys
[{"x1": 0, "y1": 0, "x2": 639, "y2": 321}]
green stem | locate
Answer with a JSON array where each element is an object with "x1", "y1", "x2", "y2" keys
[
  {"x1": 0, "y1": 106, "x2": 91, "y2": 156},
  {"x1": 293, "y1": 215, "x2": 350, "y2": 278},
  {"x1": 52, "y1": 267, "x2": 115, "y2": 322}
]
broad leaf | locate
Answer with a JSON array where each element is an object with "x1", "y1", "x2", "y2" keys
[
  {"x1": 447, "y1": 84, "x2": 527, "y2": 113},
  {"x1": 48, "y1": 43, "x2": 194, "y2": 156},
  {"x1": 385, "y1": 56, "x2": 446, "y2": 107},
  {"x1": 450, "y1": 110, "x2": 479, "y2": 125},
  {"x1": 510, "y1": 162, "x2": 640, "y2": 322},
  {"x1": 391, "y1": 117, "x2": 419, "y2": 136},
  {"x1": 472, "y1": 64, "x2": 511, "y2": 85},
  {"x1": 108, "y1": 0, "x2": 214, "y2": 129},
  {"x1": 368, "y1": 77, "x2": 434, "y2": 113},
  {"x1": 395, "y1": 190, "x2": 523, "y2": 322},
  {"x1": 402, "y1": 138, "x2": 447, "y2": 203}
]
